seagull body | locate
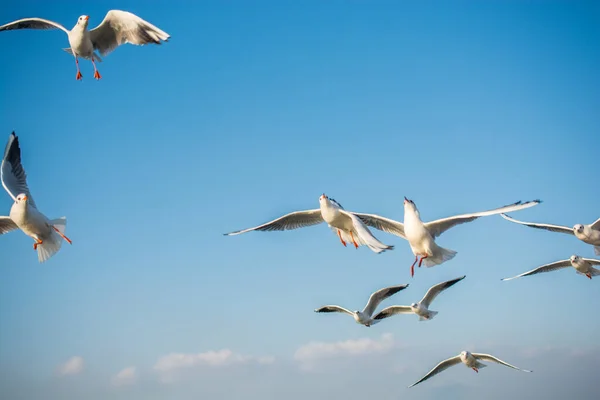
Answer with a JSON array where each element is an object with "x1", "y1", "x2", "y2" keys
[
  {"x1": 224, "y1": 194, "x2": 394, "y2": 253},
  {"x1": 355, "y1": 198, "x2": 541, "y2": 276},
  {"x1": 314, "y1": 284, "x2": 409, "y2": 327},
  {"x1": 408, "y1": 350, "x2": 531, "y2": 388},
  {"x1": 0, "y1": 10, "x2": 170, "y2": 80},
  {"x1": 374, "y1": 275, "x2": 465, "y2": 322},
  {"x1": 501, "y1": 213, "x2": 600, "y2": 256},
  {"x1": 0, "y1": 132, "x2": 71, "y2": 262},
  {"x1": 502, "y1": 255, "x2": 600, "y2": 281}
]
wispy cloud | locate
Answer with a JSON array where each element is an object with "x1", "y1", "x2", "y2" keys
[
  {"x1": 56, "y1": 356, "x2": 84, "y2": 376},
  {"x1": 111, "y1": 366, "x2": 137, "y2": 387}
]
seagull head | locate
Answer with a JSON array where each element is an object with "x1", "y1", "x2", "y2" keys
[
  {"x1": 570, "y1": 255, "x2": 580, "y2": 263},
  {"x1": 15, "y1": 193, "x2": 28, "y2": 204},
  {"x1": 410, "y1": 302, "x2": 418, "y2": 308},
  {"x1": 403, "y1": 197, "x2": 418, "y2": 214},
  {"x1": 77, "y1": 15, "x2": 90, "y2": 27},
  {"x1": 319, "y1": 193, "x2": 329, "y2": 204},
  {"x1": 573, "y1": 224, "x2": 584, "y2": 234}
]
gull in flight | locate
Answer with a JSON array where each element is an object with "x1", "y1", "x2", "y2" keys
[
  {"x1": 408, "y1": 350, "x2": 531, "y2": 388},
  {"x1": 314, "y1": 284, "x2": 409, "y2": 327},
  {"x1": 0, "y1": 132, "x2": 72, "y2": 262},
  {"x1": 373, "y1": 275, "x2": 465, "y2": 322},
  {"x1": 502, "y1": 255, "x2": 600, "y2": 281},
  {"x1": 0, "y1": 10, "x2": 170, "y2": 80},
  {"x1": 224, "y1": 194, "x2": 394, "y2": 253},
  {"x1": 355, "y1": 198, "x2": 541, "y2": 276},
  {"x1": 501, "y1": 213, "x2": 600, "y2": 256}
]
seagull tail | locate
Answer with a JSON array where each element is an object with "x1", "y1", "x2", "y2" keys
[
  {"x1": 37, "y1": 218, "x2": 67, "y2": 263},
  {"x1": 594, "y1": 246, "x2": 600, "y2": 256},
  {"x1": 474, "y1": 361, "x2": 487, "y2": 370},
  {"x1": 422, "y1": 246, "x2": 457, "y2": 267},
  {"x1": 418, "y1": 311, "x2": 438, "y2": 321}
]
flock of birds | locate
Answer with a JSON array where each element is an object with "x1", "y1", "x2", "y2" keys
[{"x1": 1, "y1": 8, "x2": 599, "y2": 390}]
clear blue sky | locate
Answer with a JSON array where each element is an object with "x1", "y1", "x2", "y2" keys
[{"x1": 0, "y1": 1, "x2": 599, "y2": 399}]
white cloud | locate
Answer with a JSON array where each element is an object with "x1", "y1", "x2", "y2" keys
[
  {"x1": 56, "y1": 356, "x2": 84, "y2": 376},
  {"x1": 111, "y1": 366, "x2": 137, "y2": 387},
  {"x1": 293, "y1": 333, "x2": 396, "y2": 371}
]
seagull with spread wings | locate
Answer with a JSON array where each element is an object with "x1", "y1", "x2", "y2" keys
[
  {"x1": 502, "y1": 255, "x2": 600, "y2": 281},
  {"x1": 314, "y1": 284, "x2": 409, "y2": 327},
  {"x1": 0, "y1": 10, "x2": 170, "y2": 80},
  {"x1": 0, "y1": 132, "x2": 72, "y2": 262},
  {"x1": 408, "y1": 350, "x2": 531, "y2": 388},
  {"x1": 373, "y1": 275, "x2": 465, "y2": 322},
  {"x1": 354, "y1": 197, "x2": 541, "y2": 276},
  {"x1": 501, "y1": 213, "x2": 600, "y2": 256},
  {"x1": 224, "y1": 194, "x2": 394, "y2": 253}
]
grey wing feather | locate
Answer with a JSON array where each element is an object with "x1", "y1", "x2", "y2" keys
[
  {"x1": 500, "y1": 213, "x2": 573, "y2": 235},
  {"x1": 501, "y1": 259, "x2": 571, "y2": 281},
  {"x1": 425, "y1": 200, "x2": 542, "y2": 238},
  {"x1": 314, "y1": 305, "x2": 353, "y2": 316},
  {"x1": 353, "y1": 212, "x2": 406, "y2": 238},
  {"x1": 0, "y1": 216, "x2": 18, "y2": 234},
  {"x1": 223, "y1": 209, "x2": 323, "y2": 235},
  {"x1": 582, "y1": 258, "x2": 600, "y2": 266},
  {"x1": 590, "y1": 218, "x2": 600, "y2": 230},
  {"x1": 0, "y1": 17, "x2": 68, "y2": 33},
  {"x1": 420, "y1": 275, "x2": 466, "y2": 308},
  {"x1": 373, "y1": 305, "x2": 413, "y2": 320},
  {"x1": 1, "y1": 132, "x2": 36, "y2": 208},
  {"x1": 408, "y1": 356, "x2": 462, "y2": 388},
  {"x1": 363, "y1": 284, "x2": 409, "y2": 316},
  {"x1": 90, "y1": 10, "x2": 170, "y2": 56},
  {"x1": 472, "y1": 353, "x2": 531, "y2": 372}
]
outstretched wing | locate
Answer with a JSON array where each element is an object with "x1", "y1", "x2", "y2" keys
[
  {"x1": 407, "y1": 356, "x2": 462, "y2": 388},
  {"x1": 362, "y1": 284, "x2": 409, "y2": 316},
  {"x1": 373, "y1": 305, "x2": 413, "y2": 320},
  {"x1": 90, "y1": 10, "x2": 170, "y2": 56},
  {"x1": 1, "y1": 132, "x2": 36, "y2": 208},
  {"x1": 420, "y1": 275, "x2": 466, "y2": 308},
  {"x1": 501, "y1": 259, "x2": 571, "y2": 281},
  {"x1": 224, "y1": 209, "x2": 323, "y2": 235},
  {"x1": 314, "y1": 305, "x2": 353, "y2": 316},
  {"x1": 0, "y1": 17, "x2": 68, "y2": 34},
  {"x1": 590, "y1": 218, "x2": 600, "y2": 231},
  {"x1": 425, "y1": 200, "x2": 542, "y2": 238},
  {"x1": 472, "y1": 353, "x2": 531, "y2": 372},
  {"x1": 0, "y1": 216, "x2": 18, "y2": 234},
  {"x1": 352, "y1": 212, "x2": 406, "y2": 239},
  {"x1": 500, "y1": 213, "x2": 573, "y2": 235}
]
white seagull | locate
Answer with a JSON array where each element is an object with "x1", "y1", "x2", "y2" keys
[
  {"x1": 501, "y1": 213, "x2": 600, "y2": 256},
  {"x1": 373, "y1": 275, "x2": 465, "y2": 322},
  {"x1": 224, "y1": 194, "x2": 394, "y2": 253},
  {"x1": 0, "y1": 132, "x2": 72, "y2": 262},
  {"x1": 354, "y1": 198, "x2": 541, "y2": 276},
  {"x1": 502, "y1": 255, "x2": 600, "y2": 281},
  {"x1": 314, "y1": 284, "x2": 409, "y2": 327},
  {"x1": 408, "y1": 350, "x2": 531, "y2": 388},
  {"x1": 0, "y1": 10, "x2": 170, "y2": 80}
]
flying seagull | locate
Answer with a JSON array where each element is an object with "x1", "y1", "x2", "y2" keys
[
  {"x1": 314, "y1": 284, "x2": 409, "y2": 327},
  {"x1": 373, "y1": 275, "x2": 465, "y2": 322},
  {"x1": 502, "y1": 255, "x2": 600, "y2": 281},
  {"x1": 501, "y1": 213, "x2": 600, "y2": 256},
  {"x1": 354, "y1": 198, "x2": 541, "y2": 276},
  {"x1": 224, "y1": 194, "x2": 394, "y2": 253},
  {"x1": 0, "y1": 132, "x2": 72, "y2": 262},
  {"x1": 408, "y1": 350, "x2": 531, "y2": 388},
  {"x1": 0, "y1": 10, "x2": 170, "y2": 80}
]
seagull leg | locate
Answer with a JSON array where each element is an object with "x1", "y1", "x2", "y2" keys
[
  {"x1": 410, "y1": 256, "x2": 418, "y2": 277},
  {"x1": 75, "y1": 57, "x2": 83, "y2": 80},
  {"x1": 33, "y1": 238, "x2": 43, "y2": 250},
  {"x1": 472, "y1": 367, "x2": 479, "y2": 373},
  {"x1": 586, "y1": 273, "x2": 592, "y2": 280},
  {"x1": 418, "y1": 254, "x2": 428, "y2": 268},
  {"x1": 53, "y1": 226, "x2": 72, "y2": 245},
  {"x1": 337, "y1": 230, "x2": 347, "y2": 247},
  {"x1": 91, "y1": 56, "x2": 102, "y2": 80},
  {"x1": 349, "y1": 231, "x2": 359, "y2": 249}
]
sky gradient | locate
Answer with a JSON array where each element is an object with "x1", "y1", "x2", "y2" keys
[{"x1": 0, "y1": 1, "x2": 599, "y2": 399}]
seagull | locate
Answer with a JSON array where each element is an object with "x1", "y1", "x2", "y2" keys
[
  {"x1": 408, "y1": 350, "x2": 531, "y2": 388},
  {"x1": 0, "y1": 132, "x2": 72, "y2": 262},
  {"x1": 501, "y1": 213, "x2": 600, "y2": 256},
  {"x1": 0, "y1": 10, "x2": 170, "y2": 80},
  {"x1": 224, "y1": 194, "x2": 394, "y2": 253},
  {"x1": 373, "y1": 275, "x2": 465, "y2": 322},
  {"x1": 502, "y1": 255, "x2": 600, "y2": 281},
  {"x1": 314, "y1": 284, "x2": 409, "y2": 327},
  {"x1": 354, "y1": 198, "x2": 541, "y2": 276}
]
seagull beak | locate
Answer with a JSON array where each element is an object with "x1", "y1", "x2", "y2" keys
[
  {"x1": 404, "y1": 196, "x2": 408, "y2": 203},
  {"x1": 84, "y1": 16, "x2": 89, "y2": 21},
  {"x1": 22, "y1": 195, "x2": 28, "y2": 201}
]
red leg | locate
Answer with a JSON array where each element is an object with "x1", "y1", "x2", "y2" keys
[
  {"x1": 410, "y1": 256, "x2": 418, "y2": 277},
  {"x1": 92, "y1": 56, "x2": 102, "y2": 80},
  {"x1": 418, "y1": 254, "x2": 428, "y2": 268},
  {"x1": 53, "y1": 226, "x2": 72, "y2": 245},
  {"x1": 586, "y1": 273, "x2": 592, "y2": 280},
  {"x1": 472, "y1": 367, "x2": 479, "y2": 373},
  {"x1": 33, "y1": 238, "x2": 43, "y2": 250},
  {"x1": 349, "y1": 231, "x2": 359, "y2": 249},
  {"x1": 75, "y1": 57, "x2": 82, "y2": 80},
  {"x1": 337, "y1": 230, "x2": 347, "y2": 247}
]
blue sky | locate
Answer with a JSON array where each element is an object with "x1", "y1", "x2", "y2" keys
[{"x1": 0, "y1": 0, "x2": 599, "y2": 399}]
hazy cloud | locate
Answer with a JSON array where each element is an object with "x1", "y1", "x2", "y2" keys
[
  {"x1": 56, "y1": 356, "x2": 84, "y2": 376},
  {"x1": 111, "y1": 366, "x2": 137, "y2": 387}
]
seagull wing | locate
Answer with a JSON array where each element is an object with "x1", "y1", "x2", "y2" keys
[
  {"x1": 590, "y1": 218, "x2": 600, "y2": 231},
  {"x1": 500, "y1": 213, "x2": 573, "y2": 235},
  {"x1": 339, "y1": 210, "x2": 394, "y2": 253},
  {"x1": 582, "y1": 258, "x2": 600, "y2": 266},
  {"x1": 472, "y1": 353, "x2": 531, "y2": 372},
  {"x1": 90, "y1": 10, "x2": 170, "y2": 57},
  {"x1": 314, "y1": 305, "x2": 354, "y2": 316},
  {"x1": 501, "y1": 259, "x2": 571, "y2": 281},
  {"x1": 0, "y1": 17, "x2": 68, "y2": 34},
  {"x1": 352, "y1": 212, "x2": 406, "y2": 239},
  {"x1": 372, "y1": 305, "x2": 414, "y2": 321},
  {"x1": 224, "y1": 209, "x2": 323, "y2": 235},
  {"x1": 362, "y1": 284, "x2": 409, "y2": 316},
  {"x1": 408, "y1": 355, "x2": 462, "y2": 388},
  {"x1": 420, "y1": 275, "x2": 466, "y2": 308},
  {"x1": 0, "y1": 216, "x2": 18, "y2": 234},
  {"x1": 1, "y1": 132, "x2": 36, "y2": 209},
  {"x1": 424, "y1": 200, "x2": 541, "y2": 238}
]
